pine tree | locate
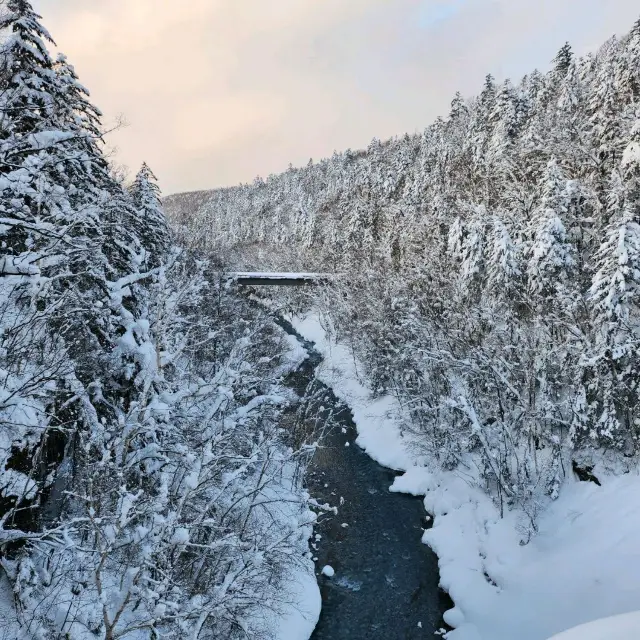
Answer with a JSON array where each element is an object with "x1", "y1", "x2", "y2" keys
[
  {"x1": 555, "y1": 60, "x2": 590, "y2": 173},
  {"x1": 588, "y1": 38, "x2": 630, "y2": 195},
  {"x1": 470, "y1": 74, "x2": 497, "y2": 166},
  {"x1": 459, "y1": 205, "x2": 488, "y2": 288},
  {"x1": 0, "y1": 0, "x2": 57, "y2": 139},
  {"x1": 52, "y1": 53, "x2": 102, "y2": 136},
  {"x1": 521, "y1": 69, "x2": 552, "y2": 181},
  {"x1": 490, "y1": 79, "x2": 521, "y2": 158},
  {"x1": 0, "y1": 0, "x2": 58, "y2": 255},
  {"x1": 487, "y1": 215, "x2": 521, "y2": 294},
  {"x1": 587, "y1": 126, "x2": 640, "y2": 451},
  {"x1": 527, "y1": 159, "x2": 576, "y2": 295},
  {"x1": 620, "y1": 17, "x2": 640, "y2": 101},
  {"x1": 0, "y1": 0, "x2": 146, "y2": 548},
  {"x1": 552, "y1": 42, "x2": 573, "y2": 79},
  {"x1": 590, "y1": 201, "x2": 640, "y2": 322},
  {"x1": 591, "y1": 125, "x2": 640, "y2": 323},
  {"x1": 129, "y1": 162, "x2": 170, "y2": 265},
  {"x1": 622, "y1": 121, "x2": 640, "y2": 204},
  {"x1": 449, "y1": 91, "x2": 468, "y2": 122}
]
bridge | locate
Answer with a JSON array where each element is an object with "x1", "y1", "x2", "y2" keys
[{"x1": 227, "y1": 272, "x2": 333, "y2": 286}]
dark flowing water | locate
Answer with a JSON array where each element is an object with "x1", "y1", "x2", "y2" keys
[{"x1": 277, "y1": 317, "x2": 451, "y2": 640}]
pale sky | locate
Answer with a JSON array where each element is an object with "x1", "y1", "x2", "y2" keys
[{"x1": 34, "y1": 1, "x2": 640, "y2": 196}]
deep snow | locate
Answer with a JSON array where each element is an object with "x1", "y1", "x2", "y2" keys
[
  {"x1": 290, "y1": 310, "x2": 640, "y2": 640},
  {"x1": 547, "y1": 611, "x2": 640, "y2": 640},
  {"x1": 275, "y1": 565, "x2": 322, "y2": 640}
]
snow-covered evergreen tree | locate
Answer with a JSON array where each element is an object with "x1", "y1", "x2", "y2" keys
[
  {"x1": 591, "y1": 125, "x2": 640, "y2": 323},
  {"x1": 129, "y1": 161, "x2": 170, "y2": 265},
  {"x1": 487, "y1": 215, "x2": 521, "y2": 294},
  {"x1": 527, "y1": 159, "x2": 576, "y2": 296}
]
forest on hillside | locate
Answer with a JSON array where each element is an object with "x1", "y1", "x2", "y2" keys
[
  {"x1": 0, "y1": 2, "x2": 320, "y2": 638},
  {"x1": 167, "y1": 17, "x2": 640, "y2": 527},
  {"x1": 4, "y1": 0, "x2": 640, "y2": 637}
]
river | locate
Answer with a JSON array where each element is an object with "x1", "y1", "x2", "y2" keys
[{"x1": 277, "y1": 317, "x2": 451, "y2": 640}]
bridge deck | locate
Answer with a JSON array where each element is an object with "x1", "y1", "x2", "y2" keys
[{"x1": 228, "y1": 272, "x2": 331, "y2": 286}]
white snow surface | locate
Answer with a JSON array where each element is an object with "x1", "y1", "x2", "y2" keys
[
  {"x1": 230, "y1": 272, "x2": 330, "y2": 279},
  {"x1": 546, "y1": 611, "x2": 640, "y2": 640},
  {"x1": 274, "y1": 564, "x2": 321, "y2": 640},
  {"x1": 266, "y1": 461, "x2": 321, "y2": 640},
  {"x1": 270, "y1": 327, "x2": 321, "y2": 640},
  {"x1": 290, "y1": 310, "x2": 640, "y2": 640},
  {"x1": 321, "y1": 565, "x2": 335, "y2": 578}
]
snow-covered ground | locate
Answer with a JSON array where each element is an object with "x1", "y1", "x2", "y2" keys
[
  {"x1": 547, "y1": 611, "x2": 640, "y2": 640},
  {"x1": 272, "y1": 330, "x2": 321, "y2": 640},
  {"x1": 290, "y1": 311, "x2": 640, "y2": 640},
  {"x1": 271, "y1": 486, "x2": 321, "y2": 640}
]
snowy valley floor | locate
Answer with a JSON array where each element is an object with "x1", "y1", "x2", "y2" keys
[{"x1": 289, "y1": 311, "x2": 640, "y2": 640}]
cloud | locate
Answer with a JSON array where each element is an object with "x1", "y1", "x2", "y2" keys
[
  {"x1": 416, "y1": 0, "x2": 468, "y2": 28},
  {"x1": 33, "y1": 0, "x2": 640, "y2": 195}
]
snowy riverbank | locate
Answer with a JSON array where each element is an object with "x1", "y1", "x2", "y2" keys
[
  {"x1": 272, "y1": 331, "x2": 322, "y2": 640},
  {"x1": 290, "y1": 311, "x2": 640, "y2": 640}
]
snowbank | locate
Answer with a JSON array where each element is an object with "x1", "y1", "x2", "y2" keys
[
  {"x1": 290, "y1": 313, "x2": 410, "y2": 471},
  {"x1": 291, "y1": 311, "x2": 640, "y2": 640},
  {"x1": 273, "y1": 517, "x2": 321, "y2": 640},
  {"x1": 547, "y1": 611, "x2": 640, "y2": 640},
  {"x1": 271, "y1": 326, "x2": 322, "y2": 640}
]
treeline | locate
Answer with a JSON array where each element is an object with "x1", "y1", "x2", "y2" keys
[
  {"x1": 0, "y1": 2, "x2": 314, "y2": 638},
  {"x1": 169, "y1": 18, "x2": 640, "y2": 525}
]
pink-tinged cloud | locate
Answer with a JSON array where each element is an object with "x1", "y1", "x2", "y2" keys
[{"x1": 33, "y1": 0, "x2": 640, "y2": 195}]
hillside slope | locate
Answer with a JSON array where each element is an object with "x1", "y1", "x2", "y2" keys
[
  {"x1": 168, "y1": 17, "x2": 640, "y2": 639},
  {"x1": 168, "y1": 17, "x2": 640, "y2": 489}
]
